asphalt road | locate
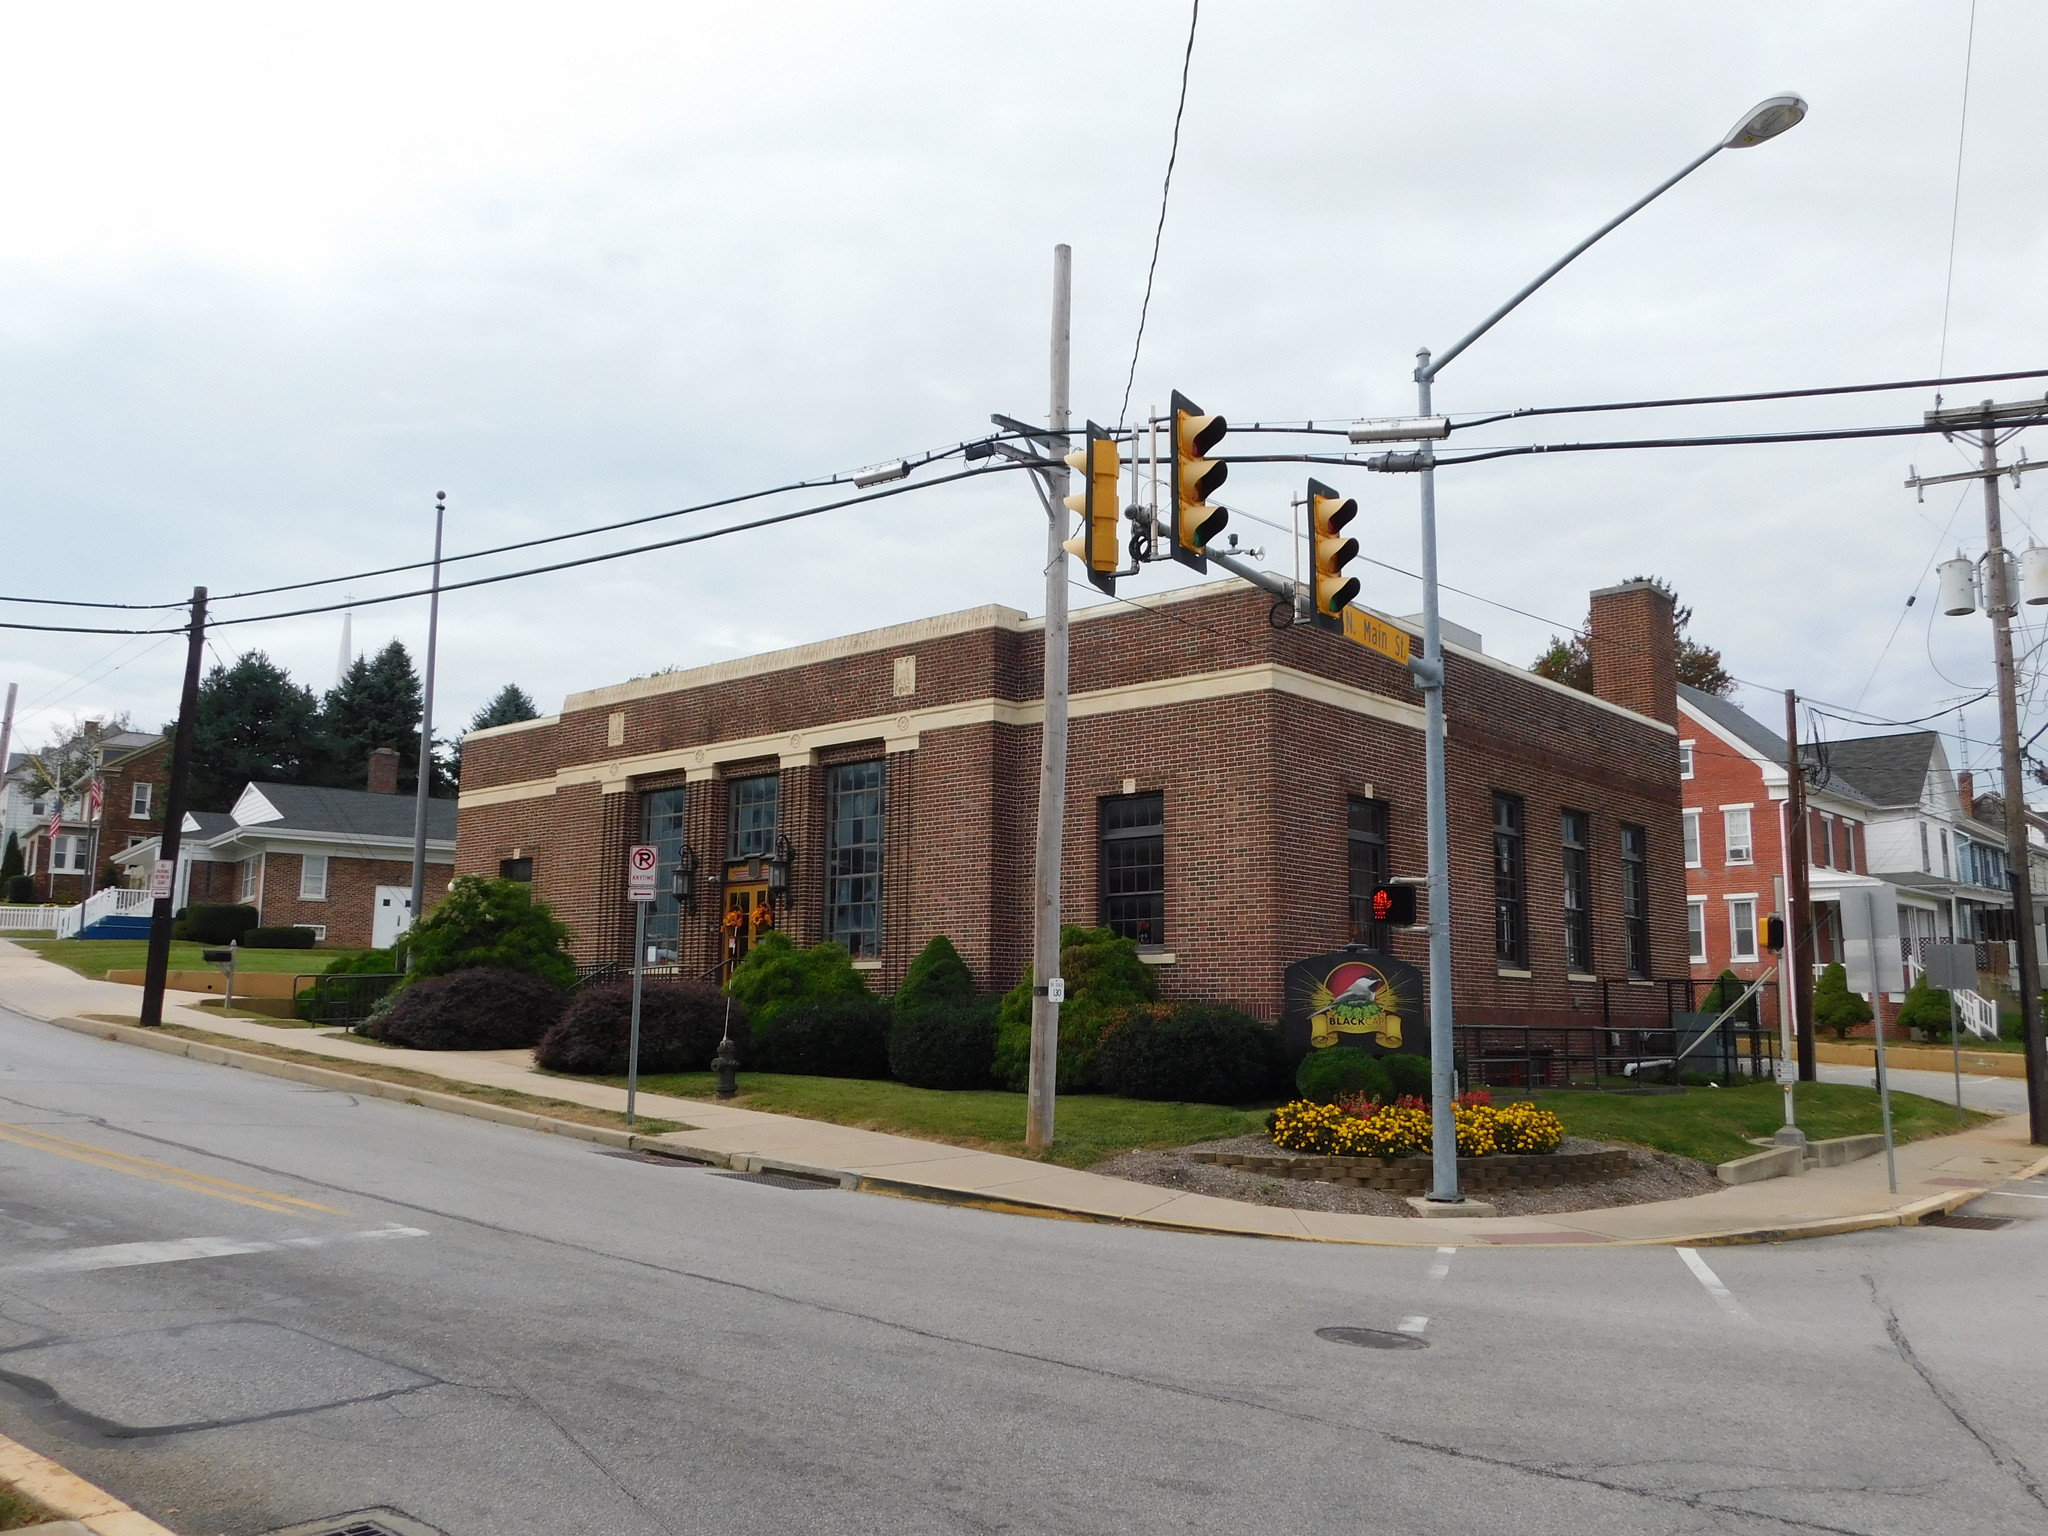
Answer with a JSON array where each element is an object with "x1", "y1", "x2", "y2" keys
[
  {"x1": 1817, "y1": 1060, "x2": 2031, "y2": 1116},
  {"x1": 3, "y1": 1010, "x2": 2045, "y2": 1536}
]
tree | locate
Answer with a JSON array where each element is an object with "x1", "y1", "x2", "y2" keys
[
  {"x1": 318, "y1": 640, "x2": 453, "y2": 796},
  {"x1": 187, "y1": 652, "x2": 323, "y2": 811},
  {"x1": 22, "y1": 715, "x2": 139, "y2": 816},
  {"x1": 452, "y1": 684, "x2": 541, "y2": 785},
  {"x1": 1811, "y1": 961, "x2": 1873, "y2": 1041},
  {"x1": 1529, "y1": 577, "x2": 1733, "y2": 698},
  {"x1": 1894, "y1": 970, "x2": 1953, "y2": 1032},
  {"x1": 0, "y1": 831, "x2": 21, "y2": 884},
  {"x1": 400, "y1": 874, "x2": 576, "y2": 991}
]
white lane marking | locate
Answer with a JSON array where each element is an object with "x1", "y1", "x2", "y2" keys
[
  {"x1": 1677, "y1": 1247, "x2": 1752, "y2": 1323},
  {"x1": 1, "y1": 1225, "x2": 427, "y2": 1275},
  {"x1": 1397, "y1": 1247, "x2": 1457, "y2": 1336},
  {"x1": 1396, "y1": 1315, "x2": 1429, "y2": 1335},
  {"x1": 1426, "y1": 1245, "x2": 1455, "y2": 1281}
]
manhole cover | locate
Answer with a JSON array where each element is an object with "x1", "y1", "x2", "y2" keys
[
  {"x1": 1316, "y1": 1326, "x2": 1428, "y2": 1351},
  {"x1": 261, "y1": 1508, "x2": 445, "y2": 1536},
  {"x1": 1925, "y1": 1213, "x2": 2012, "y2": 1230},
  {"x1": 711, "y1": 1169, "x2": 840, "y2": 1191}
]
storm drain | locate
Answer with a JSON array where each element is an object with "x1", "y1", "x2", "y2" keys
[
  {"x1": 1924, "y1": 1212, "x2": 2013, "y2": 1231},
  {"x1": 1316, "y1": 1326, "x2": 1429, "y2": 1351},
  {"x1": 605, "y1": 1147, "x2": 714, "y2": 1167},
  {"x1": 712, "y1": 1168, "x2": 842, "y2": 1191},
  {"x1": 261, "y1": 1509, "x2": 445, "y2": 1536}
]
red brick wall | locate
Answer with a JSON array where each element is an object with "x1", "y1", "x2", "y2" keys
[
  {"x1": 1588, "y1": 582, "x2": 1678, "y2": 726},
  {"x1": 257, "y1": 851, "x2": 453, "y2": 949}
]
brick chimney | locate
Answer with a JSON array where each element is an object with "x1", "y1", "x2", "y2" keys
[
  {"x1": 367, "y1": 747, "x2": 400, "y2": 795},
  {"x1": 1957, "y1": 770, "x2": 1975, "y2": 815},
  {"x1": 1586, "y1": 580, "x2": 1678, "y2": 726}
]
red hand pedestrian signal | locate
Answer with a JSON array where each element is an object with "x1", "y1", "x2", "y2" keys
[{"x1": 1368, "y1": 882, "x2": 1417, "y2": 926}]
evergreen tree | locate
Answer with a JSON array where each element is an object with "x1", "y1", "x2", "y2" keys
[
  {"x1": 451, "y1": 684, "x2": 541, "y2": 787},
  {"x1": 0, "y1": 831, "x2": 21, "y2": 884},
  {"x1": 186, "y1": 653, "x2": 322, "y2": 810},
  {"x1": 318, "y1": 640, "x2": 453, "y2": 795},
  {"x1": 1811, "y1": 961, "x2": 1874, "y2": 1041},
  {"x1": 1529, "y1": 577, "x2": 1732, "y2": 697}
]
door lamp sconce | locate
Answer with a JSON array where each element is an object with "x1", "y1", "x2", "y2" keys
[
  {"x1": 768, "y1": 836, "x2": 793, "y2": 905},
  {"x1": 674, "y1": 846, "x2": 700, "y2": 915}
]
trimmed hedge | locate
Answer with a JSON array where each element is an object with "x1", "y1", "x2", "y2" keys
[
  {"x1": 366, "y1": 967, "x2": 567, "y2": 1050},
  {"x1": 1091, "y1": 1003, "x2": 1284, "y2": 1104},
  {"x1": 992, "y1": 926, "x2": 1159, "y2": 1092},
  {"x1": 1296, "y1": 1047, "x2": 1394, "y2": 1105},
  {"x1": 537, "y1": 977, "x2": 740, "y2": 1076},
  {"x1": 1383, "y1": 1052, "x2": 1431, "y2": 1100},
  {"x1": 241, "y1": 926, "x2": 317, "y2": 949},
  {"x1": 751, "y1": 993, "x2": 892, "y2": 1078},
  {"x1": 895, "y1": 934, "x2": 975, "y2": 1013},
  {"x1": 5, "y1": 875, "x2": 36, "y2": 905},
  {"x1": 403, "y1": 876, "x2": 576, "y2": 990},
  {"x1": 725, "y1": 932, "x2": 869, "y2": 1024},
  {"x1": 888, "y1": 999, "x2": 998, "y2": 1090},
  {"x1": 174, "y1": 904, "x2": 260, "y2": 944}
]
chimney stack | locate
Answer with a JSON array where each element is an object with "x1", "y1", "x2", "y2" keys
[
  {"x1": 1958, "y1": 770, "x2": 1975, "y2": 815},
  {"x1": 367, "y1": 747, "x2": 400, "y2": 795},
  {"x1": 1586, "y1": 581, "x2": 1678, "y2": 726}
]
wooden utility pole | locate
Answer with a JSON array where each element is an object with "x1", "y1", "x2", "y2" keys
[
  {"x1": 1784, "y1": 690, "x2": 1817, "y2": 1081},
  {"x1": 140, "y1": 588, "x2": 208, "y2": 1029},
  {"x1": 1025, "y1": 245, "x2": 1072, "y2": 1150}
]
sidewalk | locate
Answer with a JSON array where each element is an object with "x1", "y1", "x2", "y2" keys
[{"x1": 4, "y1": 941, "x2": 2042, "y2": 1249}]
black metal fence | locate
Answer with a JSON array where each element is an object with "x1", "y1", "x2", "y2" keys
[
  {"x1": 1453, "y1": 1017, "x2": 1775, "y2": 1091},
  {"x1": 293, "y1": 972, "x2": 402, "y2": 1027}
]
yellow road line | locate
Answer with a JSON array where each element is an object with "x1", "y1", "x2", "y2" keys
[{"x1": 0, "y1": 1122, "x2": 346, "y2": 1216}]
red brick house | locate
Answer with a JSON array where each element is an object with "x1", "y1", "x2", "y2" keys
[
  {"x1": 457, "y1": 577, "x2": 1688, "y2": 1025},
  {"x1": 19, "y1": 730, "x2": 168, "y2": 900}
]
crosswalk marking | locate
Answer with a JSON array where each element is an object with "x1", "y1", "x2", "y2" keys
[
  {"x1": 1677, "y1": 1246, "x2": 1753, "y2": 1322},
  {"x1": 2, "y1": 1225, "x2": 427, "y2": 1275}
]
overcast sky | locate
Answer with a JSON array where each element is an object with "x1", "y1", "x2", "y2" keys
[{"x1": 3, "y1": 1, "x2": 2044, "y2": 793}]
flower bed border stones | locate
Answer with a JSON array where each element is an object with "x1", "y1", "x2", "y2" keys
[{"x1": 1186, "y1": 1146, "x2": 1632, "y2": 1196}]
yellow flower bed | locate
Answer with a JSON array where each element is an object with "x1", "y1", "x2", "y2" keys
[{"x1": 1266, "y1": 1097, "x2": 1565, "y2": 1158}]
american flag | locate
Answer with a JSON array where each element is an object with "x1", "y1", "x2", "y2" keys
[
  {"x1": 45, "y1": 803, "x2": 60, "y2": 847},
  {"x1": 86, "y1": 778, "x2": 103, "y2": 822}
]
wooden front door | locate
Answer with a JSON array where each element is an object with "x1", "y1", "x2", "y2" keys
[{"x1": 722, "y1": 881, "x2": 772, "y2": 976}]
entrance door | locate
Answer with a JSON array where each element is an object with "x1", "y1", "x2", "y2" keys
[
  {"x1": 373, "y1": 886, "x2": 414, "y2": 949},
  {"x1": 722, "y1": 882, "x2": 772, "y2": 975}
]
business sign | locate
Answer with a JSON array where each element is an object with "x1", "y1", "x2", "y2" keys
[
  {"x1": 1280, "y1": 947, "x2": 1427, "y2": 1062},
  {"x1": 626, "y1": 844, "x2": 659, "y2": 903}
]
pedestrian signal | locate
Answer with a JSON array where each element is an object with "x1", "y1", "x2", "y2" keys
[{"x1": 1369, "y1": 882, "x2": 1418, "y2": 926}]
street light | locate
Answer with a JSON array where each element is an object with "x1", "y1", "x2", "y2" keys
[{"x1": 1404, "y1": 95, "x2": 1806, "y2": 1208}]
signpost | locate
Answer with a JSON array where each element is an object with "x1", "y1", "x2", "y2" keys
[
  {"x1": 1842, "y1": 888, "x2": 1904, "y2": 1192},
  {"x1": 625, "y1": 845, "x2": 658, "y2": 1127},
  {"x1": 1925, "y1": 940, "x2": 1979, "y2": 1123},
  {"x1": 1341, "y1": 607, "x2": 1414, "y2": 667}
]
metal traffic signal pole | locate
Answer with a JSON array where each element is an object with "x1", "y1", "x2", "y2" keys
[{"x1": 1025, "y1": 244, "x2": 1072, "y2": 1151}]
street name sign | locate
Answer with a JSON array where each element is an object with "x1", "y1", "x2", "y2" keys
[
  {"x1": 1341, "y1": 607, "x2": 1413, "y2": 667},
  {"x1": 626, "y1": 844, "x2": 659, "y2": 903}
]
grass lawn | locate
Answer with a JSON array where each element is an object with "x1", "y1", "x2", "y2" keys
[
  {"x1": 599, "y1": 1070, "x2": 1272, "y2": 1169},
  {"x1": 18, "y1": 938, "x2": 373, "y2": 980},
  {"x1": 1522, "y1": 1078, "x2": 1993, "y2": 1165},
  {"x1": 0, "y1": 1481, "x2": 60, "y2": 1530}
]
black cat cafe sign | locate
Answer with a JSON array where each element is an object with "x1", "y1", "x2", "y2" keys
[{"x1": 1281, "y1": 948, "x2": 1427, "y2": 1061}]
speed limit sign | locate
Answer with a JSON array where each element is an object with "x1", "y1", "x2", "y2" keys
[{"x1": 626, "y1": 844, "x2": 659, "y2": 902}]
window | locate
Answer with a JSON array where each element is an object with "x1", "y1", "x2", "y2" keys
[
  {"x1": 124, "y1": 835, "x2": 147, "y2": 850},
  {"x1": 642, "y1": 788, "x2": 688, "y2": 961},
  {"x1": 1346, "y1": 797, "x2": 1389, "y2": 947},
  {"x1": 1493, "y1": 793, "x2": 1527, "y2": 968},
  {"x1": 1622, "y1": 824, "x2": 1650, "y2": 979},
  {"x1": 1678, "y1": 741, "x2": 1695, "y2": 778},
  {"x1": 1843, "y1": 820, "x2": 1859, "y2": 874},
  {"x1": 298, "y1": 854, "x2": 328, "y2": 900},
  {"x1": 1722, "y1": 806, "x2": 1753, "y2": 865},
  {"x1": 1561, "y1": 810, "x2": 1592, "y2": 974},
  {"x1": 728, "y1": 776, "x2": 780, "y2": 860},
  {"x1": 130, "y1": 781, "x2": 153, "y2": 818},
  {"x1": 1920, "y1": 821, "x2": 1931, "y2": 873},
  {"x1": 51, "y1": 835, "x2": 88, "y2": 873},
  {"x1": 1681, "y1": 809, "x2": 1701, "y2": 868},
  {"x1": 1687, "y1": 899, "x2": 1707, "y2": 964},
  {"x1": 1816, "y1": 814, "x2": 1833, "y2": 869},
  {"x1": 1729, "y1": 897, "x2": 1758, "y2": 962},
  {"x1": 1100, "y1": 792, "x2": 1165, "y2": 946},
  {"x1": 826, "y1": 761, "x2": 885, "y2": 957},
  {"x1": 239, "y1": 856, "x2": 259, "y2": 902},
  {"x1": 499, "y1": 857, "x2": 533, "y2": 882},
  {"x1": 1940, "y1": 829, "x2": 1952, "y2": 880},
  {"x1": 1833, "y1": 817, "x2": 1851, "y2": 871},
  {"x1": 28, "y1": 797, "x2": 45, "y2": 818}
]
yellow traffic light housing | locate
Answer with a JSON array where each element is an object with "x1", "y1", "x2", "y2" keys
[
  {"x1": 1168, "y1": 389, "x2": 1227, "y2": 571},
  {"x1": 1307, "y1": 477, "x2": 1360, "y2": 632},
  {"x1": 1061, "y1": 422, "x2": 1122, "y2": 595}
]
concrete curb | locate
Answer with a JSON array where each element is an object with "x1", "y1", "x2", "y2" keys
[
  {"x1": 35, "y1": 1013, "x2": 2047, "y2": 1251},
  {"x1": 0, "y1": 1428, "x2": 178, "y2": 1535}
]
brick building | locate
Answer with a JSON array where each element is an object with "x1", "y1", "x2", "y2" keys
[
  {"x1": 17, "y1": 730, "x2": 168, "y2": 900},
  {"x1": 457, "y1": 577, "x2": 1687, "y2": 1026}
]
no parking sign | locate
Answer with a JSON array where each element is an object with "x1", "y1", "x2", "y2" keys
[{"x1": 626, "y1": 845, "x2": 659, "y2": 903}]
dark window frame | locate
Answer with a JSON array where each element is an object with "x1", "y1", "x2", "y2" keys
[
  {"x1": 1347, "y1": 796, "x2": 1389, "y2": 948},
  {"x1": 1621, "y1": 822, "x2": 1650, "y2": 980},
  {"x1": 825, "y1": 760, "x2": 886, "y2": 958},
  {"x1": 1493, "y1": 792, "x2": 1527, "y2": 969},
  {"x1": 1099, "y1": 791, "x2": 1165, "y2": 947},
  {"x1": 1561, "y1": 809, "x2": 1592, "y2": 974},
  {"x1": 727, "y1": 775, "x2": 781, "y2": 860},
  {"x1": 641, "y1": 787, "x2": 689, "y2": 962}
]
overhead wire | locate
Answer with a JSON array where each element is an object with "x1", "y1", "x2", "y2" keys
[
  {"x1": 1116, "y1": 0, "x2": 1200, "y2": 434},
  {"x1": 1936, "y1": 1, "x2": 1980, "y2": 385}
]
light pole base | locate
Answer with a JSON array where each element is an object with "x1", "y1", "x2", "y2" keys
[
  {"x1": 1772, "y1": 1125, "x2": 1809, "y2": 1150},
  {"x1": 1406, "y1": 1196, "x2": 1498, "y2": 1219}
]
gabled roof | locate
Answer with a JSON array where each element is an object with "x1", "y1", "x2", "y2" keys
[
  {"x1": 232, "y1": 782, "x2": 457, "y2": 844},
  {"x1": 1678, "y1": 684, "x2": 1876, "y2": 805},
  {"x1": 1812, "y1": 732, "x2": 1939, "y2": 809}
]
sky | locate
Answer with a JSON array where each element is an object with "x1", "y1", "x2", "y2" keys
[{"x1": 3, "y1": 1, "x2": 2045, "y2": 795}]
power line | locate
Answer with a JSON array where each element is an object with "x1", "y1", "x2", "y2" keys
[
  {"x1": 1117, "y1": 0, "x2": 1200, "y2": 435},
  {"x1": 1936, "y1": 0, "x2": 1979, "y2": 383}
]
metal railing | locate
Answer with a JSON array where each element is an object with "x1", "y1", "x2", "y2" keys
[
  {"x1": 1453, "y1": 1017, "x2": 1774, "y2": 1091},
  {"x1": 293, "y1": 972, "x2": 402, "y2": 1027}
]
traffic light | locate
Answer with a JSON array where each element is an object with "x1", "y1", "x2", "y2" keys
[
  {"x1": 1369, "y1": 881, "x2": 1418, "y2": 926},
  {"x1": 1062, "y1": 422, "x2": 1122, "y2": 595},
  {"x1": 1168, "y1": 389, "x2": 1228, "y2": 570},
  {"x1": 1759, "y1": 913, "x2": 1785, "y2": 953},
  {"x1": 1307, "y1": 478, "x2": 1360, "y2": 632}
]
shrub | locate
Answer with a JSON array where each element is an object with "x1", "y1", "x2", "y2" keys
[
  {"x1": 1295, "y1": 1047, "x2": 1393, "y2": 1105},
  {"x1": 1894, "y1": 970, "x2": 1952, "y2": 1031},
  {"x1": 5, "y1": 875, "x2": 36, "y2": 906},
  {"x1": 895, "y1": 934, "x2": 975, "y2": 1013},
  {"x1": 1382, "y1": 1052, "x2": 1431, "y2": 1100},
  {"x1": 402, "y1": 876, "x2": 576, "y2": 991},
  {"x1": 1701, "y1": 968, "x2": 1745, "y2": 1016},
  {"x1": 1811, "y1": 962, "x2": 1872, "y2": 1041},
  {"x1": 323, "y1": 946, "x2": 399, "y2": 976},
  {"x1": 174, "y1": 904, "x2": 260, "y2": 944},
  {"x1": 367, "y1": 967, "x2": 567, "y2": 1050},
  {"x1": 888, "y1": 998, "x2": 998, "y2": 1089},
  {"x1": 537, "y1": 978, "x2": 740, "y2": 1075},
  {"x1": 992, "y1": 925, "x2": 1159, "y2": 1091},
  {"x1": 726, "y1": 931, "x2": 868, "y2": 1025},
  {"x1": 751, "y1": 993, "x2": 892, "y2": 1078},
  {"x1": 241, "y1": 926, "x2": 317, "y2": 949},
  {"x1": 1266, "y1": 1096, "x2": 1557, "y2": 1159},
  {"x1": 1091, "y1": 1003, "x2": 1283, "y2": 1104}
]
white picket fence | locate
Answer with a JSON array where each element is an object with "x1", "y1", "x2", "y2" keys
[
  {"x1": 49, "y1": 887, "x2": 154, "y2": 939},
  {"x1": 1955, "y1": 988, "x2": 2001, "y2": 1040},
  {"x1": 0, "y1": 905, "x2": 71, "y2": 933}
]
